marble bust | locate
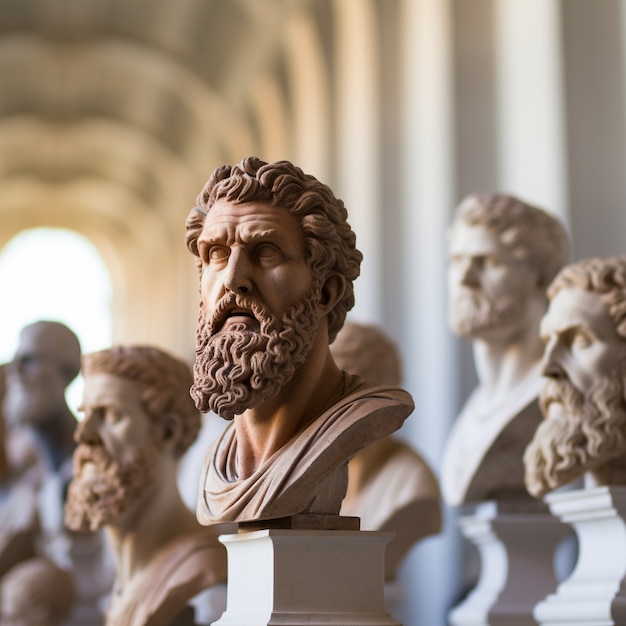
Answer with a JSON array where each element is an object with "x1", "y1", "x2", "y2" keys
[
  {"x1": 3, "y1": 321, "x2": 112, "y2": 626},
  {"x1": 65, "y1": 345, "x2": 227, "y2": 626},
  {"x1": 3, "y1": 321, "x2": 80, "y2": 481},
  {"x1": 185, "y1": 156, "x2": 414, "y2": 526},
  {"x1": 0, "y1": 557, "x2": 76, "y2": 626},
  {"x1": 524, "y1": 256, "x2": 626, "y2": 497},
  {"x1": 331, "y1": 321, "x2": 441, "y2": 578},
  {"x1": 442, "y1": 193, "x2": 569, "y2": 506}
]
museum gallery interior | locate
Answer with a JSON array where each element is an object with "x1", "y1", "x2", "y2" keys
[{"x1": 1, "y1": 1, "x2": 626, "y2": 625}]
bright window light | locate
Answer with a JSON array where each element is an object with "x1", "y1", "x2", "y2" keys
[{"x1": 0, "y1": 228, "x2": 113, "y2": 415}]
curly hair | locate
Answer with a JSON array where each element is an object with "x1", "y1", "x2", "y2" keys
[
  {"x1": 186, "y1": 157, "x2": 363, "y2": 343},
  {"x1": 82, "y1": 346, "x2": 200, "y2": 458},
  {"x1": 547, "y1": 256, "x2": 626, "y2": 341},
  {"x1": 451, "y1": 193, "x2": 570, "y2": 290}
]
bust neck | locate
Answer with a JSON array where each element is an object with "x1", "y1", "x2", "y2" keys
[
  {"x1": 106, "y1": 455, "x2": 198, "y2": 588},
  {"x1": 471, "y1": 297, "x2": 545, "y2": 411},
  {"x1": 234, "y1": 333, "x2": 344, "y2": 478}
]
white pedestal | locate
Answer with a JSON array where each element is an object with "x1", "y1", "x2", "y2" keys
[
  {"x1": 535, "y1": 486, "x2": 626, "y2": 626},
  {"x1": 213, "y1": 528, "x2": 399, "y2": 626},
  {"x1": 449, "y1": 500, "x2": 571, "y2": 626}
]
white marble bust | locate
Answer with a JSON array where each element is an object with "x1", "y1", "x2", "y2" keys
[
  {"x1": 442, "y1": 193, "x2": 569, "y2": 506},
  {"x1": 524, "y1": 256, "x2": 626, "y2": 497}
]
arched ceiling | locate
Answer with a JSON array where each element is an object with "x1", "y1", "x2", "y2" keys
[{"x1": 0, "y1": 0, "x2": 333, "y2": 235}]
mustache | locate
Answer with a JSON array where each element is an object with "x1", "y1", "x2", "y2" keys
[
  {"x1": 205, "y1": 291, "x2": 273, "y2": 335},
  {"x1": 539, "y1": 378, "x2": 584, "y2": 416},
  {"x1": 72, "y1": 443, "x2": 111, "y2": 474}
]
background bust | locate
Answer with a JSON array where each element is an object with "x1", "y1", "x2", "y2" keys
[
  {"x1": 65, "y1": 345, "x2": 227, "y2": 626},
  {"x1": 442, "y1": 193, "x2": 569, "y2": 506},
  {"x1": 524, "y1": 256, "x2": 626, "y2": 498},
  {"x1": 332, "y1": 321, "x2": 441, "y2": 579},
  {"x1": 0, "y1": 557, "x2": 75, "y2": 626}
]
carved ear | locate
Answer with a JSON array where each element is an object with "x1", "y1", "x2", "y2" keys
[
  {"x1": 319, "y1": 273, "x2": 346, "y2": 317},
  {"x1": 156, "y1": 412, "x2": 181, "y2": 454}
]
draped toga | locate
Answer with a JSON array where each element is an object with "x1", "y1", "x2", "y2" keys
[{"x1": 197, "y1": 373, "x2": 414, "y2": 525}]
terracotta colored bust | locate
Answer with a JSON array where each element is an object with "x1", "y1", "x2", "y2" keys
[
  {"x1": 331, "y1": 321, "x2": 441, "y2": 578},
  {"x1": 65, "y1": 345, "x2": 227, "y2": 626},
  {"x1": 185, "y1": 156, "x2": 414, "y2": 526},
  {"x1": 442, "y1": 193, "x2": 569, "y2": 506},
  {"x1": 524, "y1": 256, "x2": 626, "y2": 497},
  {"x1": 0, "y1": 557, "x2": 76, "y2": 626}
]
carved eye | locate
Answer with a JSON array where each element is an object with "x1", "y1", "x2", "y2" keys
[
  {"x1": 571, "y1": 330, "x2": 592, "y2": 350},
  {"x1": 207, "y1": 246, "x2": 230, "y2": 264},
  {"x1": 103, "y1": 407, "x2": 124, "y2": 425},
  {"x1": 254, "y1": 243, "x2": 283, "y2": 266}
]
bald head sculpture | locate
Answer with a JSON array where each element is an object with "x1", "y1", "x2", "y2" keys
[
  {"x1": 0, "y1": 558, "x2": 75, "y2": 626},
  {"x1": 3, "y1": 321, "x2": 80, "y2": 430}
]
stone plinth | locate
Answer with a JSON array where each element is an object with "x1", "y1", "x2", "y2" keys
[
  {"x1": 535, "y1": 486, "x2": 626, "y2": 626},
  {"x1": 449, "y1": 500, "x2": 571, "y2": 626},
  {"x1": 213, "y1": 528, "x2": 399, "y2": 626}
]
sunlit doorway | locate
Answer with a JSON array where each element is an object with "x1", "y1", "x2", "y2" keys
[{"x1": 0, "y1": 228, "x2": 113, "y2": 415}]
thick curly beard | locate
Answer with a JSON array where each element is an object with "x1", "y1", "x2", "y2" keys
[
  {"x1": 191, "y1": 285, "x2": 321, "y2": 419},
  {"x1": 524, "y1": 371, "x2": 626, "y2": 498},
  {"x1": 65, "y1": 442, "x2": 158, "y2": 532},
  {"x1": 450, "y1": 289, "x2": 526, "y2": 338}
]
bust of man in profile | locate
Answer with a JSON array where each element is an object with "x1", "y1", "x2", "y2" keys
[
  {"x1": 64, "y1": 345, "x2": 227, "y2": 626},
  {"x1": 524, "y1": 256, "x2": 626, "y2": 498},
  {"x1": 185, "y1": 156, "x2": 414, "y2": 527},
  {"x1": 442, "y1": 193, "x2": 569, "y2": 506}
]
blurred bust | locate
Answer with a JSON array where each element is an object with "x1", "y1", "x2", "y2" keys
[
  {"x1": 332, "y1": 321, "x2": 441, "y2": 579},
  {"x1": 0, "y1": 363, "x2": 38, "y2": 581},
  {"x1": 65, "y1": 345, "x2": 227, "y2": 626},
  {"x1": 524, "y1": 257, "x2": 626, "y2": 498},
  {"x1": 442, "y1": 193, "x2": 569, "y2": 506},
  {"x1": 0, "y1": 322, "x2": 108, "y2": 626},
  {"x1": 0, "y1": 557, "x2": 75, "y2": 626},
  {"x1": 3, "y1": 321, "x2": 80, "y2": 444},
  {"x1": 2, "y1": 321, "x2": 80, "y2": 529}
]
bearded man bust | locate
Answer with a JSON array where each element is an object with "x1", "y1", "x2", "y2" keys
[
  {"x1": 64, "y1": 346, "x2": 227, "y2": 626},
  {"x1": 185, "y1": 157, "x2": 414, "y2": 527},
  {"x1": 442, "y1": 193, "x2": 569, "y2": 506},
  {"x1": 524, "y1": 256, "x2": 626, "y2": 497}
]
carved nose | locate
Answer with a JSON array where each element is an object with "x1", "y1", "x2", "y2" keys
[
  {"x1": 223, "y1": 250, "x2": 252, "y2": 295},
  {"x1": 459, "y1": 258, "x2": 480, "y2": 287},
  {"x1": 75, "y1": 414, "x2": 101, "y2": 446},
  {"x1": 540, "y1": 341, "x2": 565, "y2": 380}
]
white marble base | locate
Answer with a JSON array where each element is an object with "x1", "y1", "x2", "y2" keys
[
  {"x1": 213, "y1": 528, "x2": 398, "y2": 626},
  {"x1": 449, "y1": 500, "x2": 571, "y2": 626},
  {"x1": 535, "y1": 486, "x2": 626, "y2": 626}
]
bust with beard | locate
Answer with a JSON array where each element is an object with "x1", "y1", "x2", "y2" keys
[
  {"x1": 524, "y1": 257, "x2": 626, "y2": 498},
  {"x1": 441, "y1": 193, "x2": 569, "y2": 506},
  {"x1": 186, "y1": 157, "x2": 414, "y2": 527},
  {"x1": 64, "y1": 346, "x2": 228, "y2": 626}
]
